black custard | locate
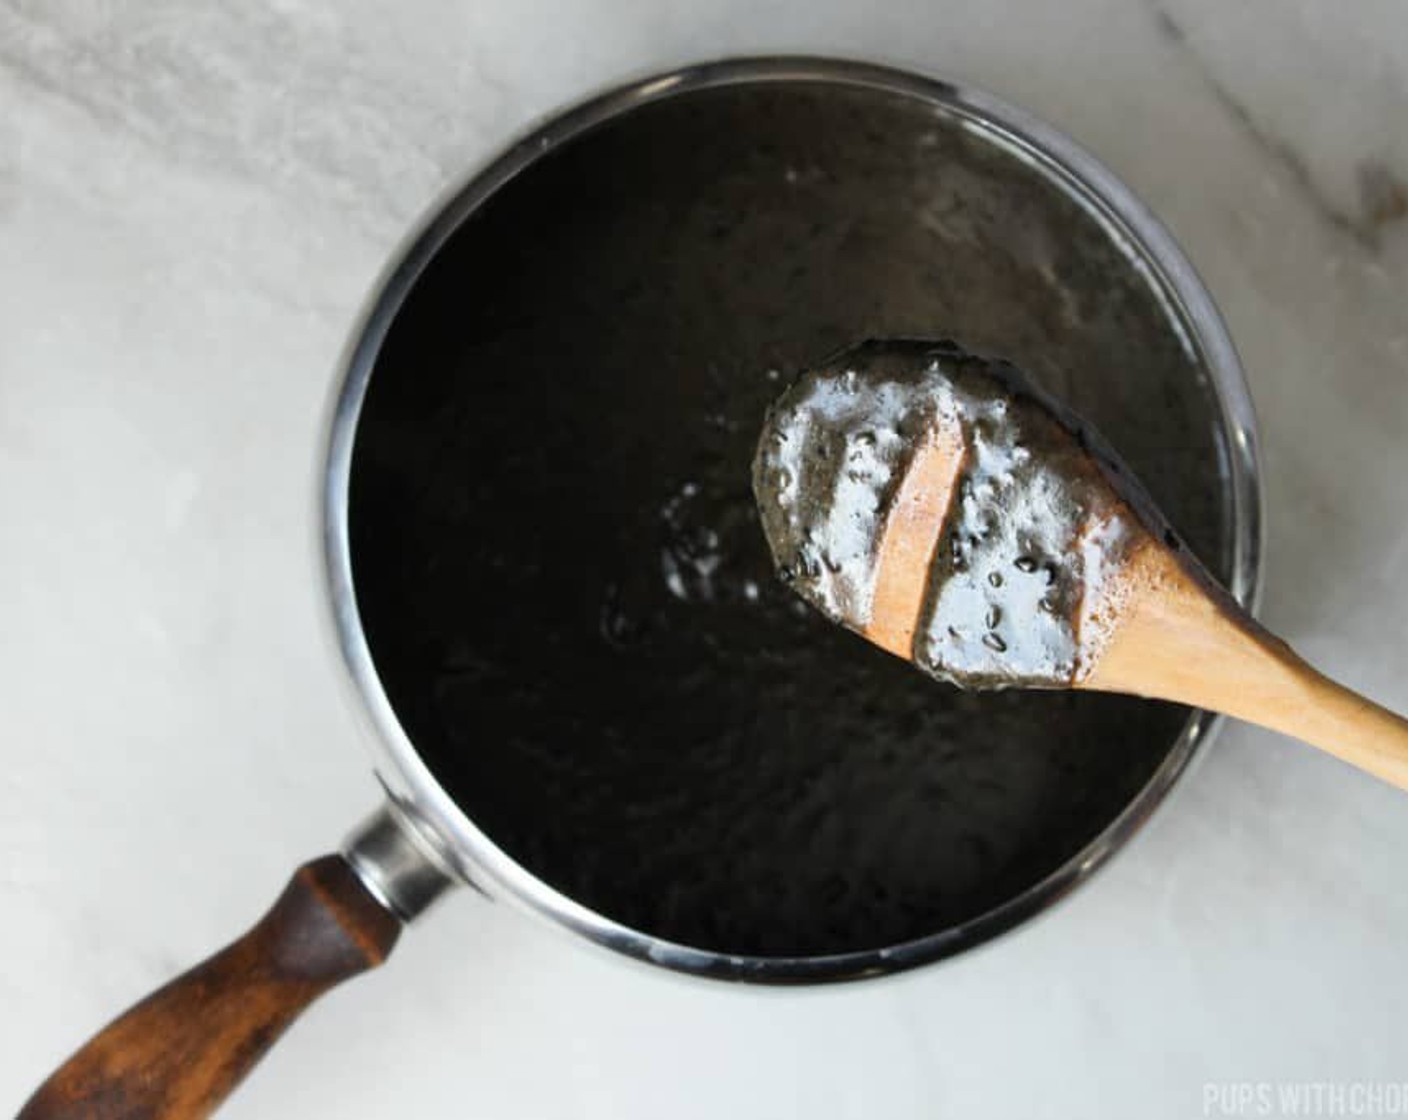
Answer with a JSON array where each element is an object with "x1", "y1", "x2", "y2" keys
[{"x1": 348, "y1": 83, "x2": 1232, "y2": 957}]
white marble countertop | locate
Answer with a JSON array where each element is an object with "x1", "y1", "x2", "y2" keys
[{"x1": 4, "y1": 2, "x2": 1407, "y2": 1117}]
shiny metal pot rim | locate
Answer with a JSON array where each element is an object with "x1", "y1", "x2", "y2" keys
[{"x1": 323, "y1": 55, "x2": 1265, "y2": 983}]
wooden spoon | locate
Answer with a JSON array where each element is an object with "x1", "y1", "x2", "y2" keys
[{"x1": 753, "y1": 339, "x2": 1408, "y2": 791}]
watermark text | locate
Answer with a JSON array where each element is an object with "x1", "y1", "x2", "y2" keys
[{"x1": 1204, "y1": 1082, "x2": 1408, "y2": 1117}]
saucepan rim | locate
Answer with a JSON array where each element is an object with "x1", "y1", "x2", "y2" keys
[{"x1": 321, "y1": 54, "x2": 1264, "y2": 983}]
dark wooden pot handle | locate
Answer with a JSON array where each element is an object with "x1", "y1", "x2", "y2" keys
[{"x1": 19, "y1": 854, "x2": 401, "y2": 1120}]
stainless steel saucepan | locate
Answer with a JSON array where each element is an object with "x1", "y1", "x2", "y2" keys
[{"x1": 21, "y1": 56, "x2": 1262, "y2": 1119}]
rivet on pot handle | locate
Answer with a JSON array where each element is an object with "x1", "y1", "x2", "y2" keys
[{"x1": 18, "y1": 805, "x2": 454, "y2": 1120}]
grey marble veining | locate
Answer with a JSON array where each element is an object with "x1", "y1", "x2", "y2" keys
[
  {"x1": 3, "y1": 3, "x2": 1408, "y2": 1119},
  {"x1": 1152, "y1": 0, "x2": 1408, "y2": 251}
]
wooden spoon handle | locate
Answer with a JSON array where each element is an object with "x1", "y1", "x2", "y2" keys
[
  {"x1": 1086, "y1": 544, "x2": 1408, "y2": 790},
  {"x1": 18, "y1": 855, "x2": 401, "y2": 1120},
  {"x1": 1255, "y1": 659, "x2": 1408, "y2": 789}
]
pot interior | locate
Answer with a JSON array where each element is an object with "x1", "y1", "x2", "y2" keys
[{"x1": 348, "y1": 78, "x2": 1235, "y2": 961}]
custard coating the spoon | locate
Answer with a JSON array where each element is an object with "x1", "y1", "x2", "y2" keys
[{"x1": 752, "y1": 339, "x2": 1161, "y2": 689}]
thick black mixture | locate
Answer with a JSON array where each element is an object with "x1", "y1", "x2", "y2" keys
[
  {"x1": 753, "y1": 339, "x2": 1167, "y2": 689},
  {"x1": 349, "y1": 83, "x2": 1231, "y2": 957}
]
